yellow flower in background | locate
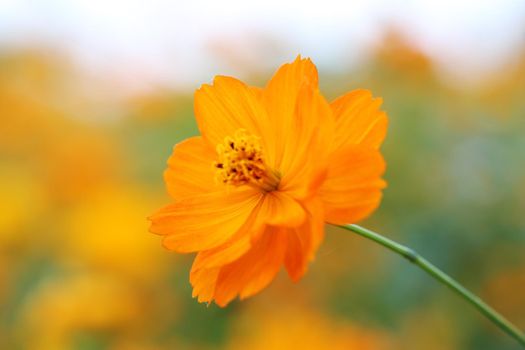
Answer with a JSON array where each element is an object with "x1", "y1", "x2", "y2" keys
[
  {"x1": 0, "y1": 165, "x2": 47, "y2": 249},
  {"x1": 228, "y1": 302, "x2": 392, "y2": 350},
  {"x1": 17, "y1": 273, "x2": 145, "y2": 350},
  {"x1": 150, "y1": 56, "x2": 387, "y2": 306},
  {"x1": 65, "y1": 187, "x2": 168, "y2": 282}
]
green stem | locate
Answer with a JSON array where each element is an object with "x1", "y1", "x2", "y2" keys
[{"x1": 335, "y1": 223, "x2": 525, "y2": 347}]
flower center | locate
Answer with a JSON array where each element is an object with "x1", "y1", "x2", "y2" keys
[{"x1": 214, "y1": 129, "x2": 280, "y2": 192}]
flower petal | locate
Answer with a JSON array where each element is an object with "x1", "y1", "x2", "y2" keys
[
  {"x1": 194, "y1": 76, "x2": 271, "y2": 151},
  {"x1": 284, "y1": 198, "x2": 325, "y2": 281},
  {"x1": 190, "y1": 266, "x2": 219, "y2": 303},
  {"x1": 186, "y1": 199, "x2": 324, "y2": 306},
  {"x1": 191, "y1": 191, "x2": 305, "y2": 272},
  {"x1": 319, "y1": 145, "x2": 386, "y2": 225},
  {"x1": 215, "y1": 226, "x2": 287, "y2": 306},
  {"x1": 261, "y1": 191, "x2": 306, "y2": 228},
  {"x1": 164, "y1": 136, "x2": 217, "y2": 200},
  {"x1": 262, "y1": 56, "x2": 320, "y2": 167},
  {"x1": 191, "y1": 202, "x2": 267, "y2": 271},
  {"x1": 190, "y1": 226, "x2": 287, "y2": 307},
  {"x1": 278, "y1": 82, "x2": 334, "y2": 200},
  {"x1": 331, "y1": 89, "x2": 388, "y2": 150},
  {"x1": 149, "y1": 187, "x2": 263, "y2": 252}
]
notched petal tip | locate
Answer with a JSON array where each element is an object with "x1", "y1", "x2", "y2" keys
[
  {"x1": 293, "y1": 54, "x2": 313, "y2": 65},
  {"x1": 195, "y1": 75, "x2": 247, "y2": 96},
  {"x1": 189, "y1": 226, "x2": 288, "y2": 307}
]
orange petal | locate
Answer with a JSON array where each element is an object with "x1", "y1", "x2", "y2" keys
[
  {"x1": 284, "y1": 198, "x2": 325, "y2": 281},
  {"x1": 192, "y1": 234, "x2": 254, "y2": 273},
  {"x1": 250, "y1": 85, "x2": 263, "y2": 99},
  {"x1": 215, "y1": 226, "x2": 287, "y2": 306},
  {"x1": 191, "y1": 190, "x2": 305, "y2": 272},
  {"x1": 262, "y1": 56, "x2": 320, "y2": 167},
  {"x1": 190, "y1": 266, "x2": 219, "y2": 304},
  {"x1": 320, "y1": 145, "x2": 386, "y2": 225},
  {"x1": 260, "y1": 191, "x2": 306, "y2": 228},
  {"x1": 190, "y1": 226, "x2": 287, "y2": 307},
  {"x1": 191, "y1": 201, "x2": 267, "y2": 271},
  {"x1": 194, "y1": 76, "x2": 271, "y2": 152},
  {"x1": 164, "y1": 136, "x2": 217, "y2": 200},
  {"x1": 278, "y1": 82, "x2": 334, "y2": 200},
  {"x1": 331, "y1": 89, "x2": 388, "y2": 150},
  {"x1": 149, "y1": 187, "x2": 263, "y2": 252}
]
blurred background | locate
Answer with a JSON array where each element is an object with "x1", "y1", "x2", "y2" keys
[{"x1": 1, "y1": 1, "x2": 525, "y2": 349}]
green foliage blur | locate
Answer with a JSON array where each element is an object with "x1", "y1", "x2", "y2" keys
[{"x1": 1, "y1": 31, "x2": 524, "y2": 350}]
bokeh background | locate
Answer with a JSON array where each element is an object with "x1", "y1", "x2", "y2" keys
[{"x1": 1, "y1": 1, "x2": 525, "y2": 349}]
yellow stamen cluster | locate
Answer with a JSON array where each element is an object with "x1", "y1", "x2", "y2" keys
[{"x1": 214, "y1": 129, "x2": 280, "y2": 192}]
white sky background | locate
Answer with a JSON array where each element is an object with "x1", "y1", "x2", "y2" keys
[{"x1": 1, "y1": 0, "x2": 524, "y2": 92}]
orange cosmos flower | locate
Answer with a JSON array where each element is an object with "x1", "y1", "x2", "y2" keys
[{"x1": 149, "y1": 56, "x2": 387, "y2": 306}]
